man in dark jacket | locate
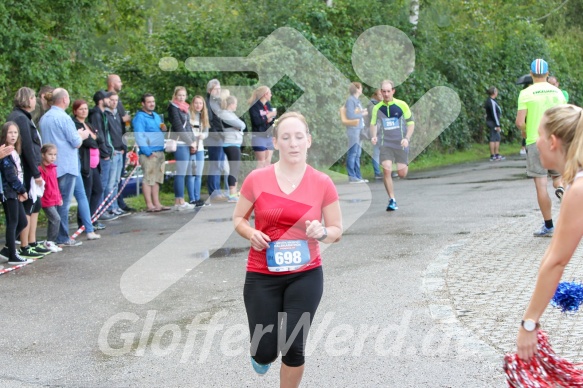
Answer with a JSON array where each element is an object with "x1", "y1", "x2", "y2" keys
[
  {"x1": 89, "y1": 90, "x2": 117, "y2": 222},
  {"x1": 103, "y1": 92, "x2": 127, "y2": 217}
]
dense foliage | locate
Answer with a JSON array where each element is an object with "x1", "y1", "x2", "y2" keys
[{"x1": 1, "y1": 0, "x2": 582, "y2": 164}]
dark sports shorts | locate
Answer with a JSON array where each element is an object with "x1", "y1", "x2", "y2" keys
[
  {"x1": 251, "y1": 133, "x2": 274, "y2": 152},
  {"x1": 486, "y1": 121, "x2": 501, "y2": 142},
  {"x1": 23, "y1": 198, "x2": 41, "y2": 215},
  {"x1": 380, "y1": 146, "x2": 409, "y2": 165}
]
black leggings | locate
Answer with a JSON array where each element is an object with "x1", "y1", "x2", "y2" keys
[
  {"x1": 3, "y1": 199, "x2": 28, "y2": 260},
  {"x1": 243, "y1": 266, "x2": 323, "y2": 367},
  {"x1": 222, "y1": 146, "x2": 241, "y2": 188},
  {"x1": 81, "y1": 167, "x2": 103, "y2": 221}
]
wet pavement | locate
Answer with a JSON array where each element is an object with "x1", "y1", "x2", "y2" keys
[{"x1": 0, "y1": 154, "x2": 576, "y2": 387}]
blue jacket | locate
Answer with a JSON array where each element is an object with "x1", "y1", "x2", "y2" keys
[
  {"x1": 132, "y1": 110, "x2": 164, "y2": 156},
  {"x1": 0, "y1": 155, "x2": 26, "y2": 200}
]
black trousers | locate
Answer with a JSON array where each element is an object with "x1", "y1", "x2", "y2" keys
[
  {"x1": 243, "y1": 266, "x2": 323, "y2": 367},
  {"x1": 3, "y1": 199, "x2": 28, "y2": 260}
]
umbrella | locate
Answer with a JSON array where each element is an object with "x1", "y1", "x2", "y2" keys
[{"x1": 516, "y1": 74, "x2": 533, "y2": 86}]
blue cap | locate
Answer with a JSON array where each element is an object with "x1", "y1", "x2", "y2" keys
[{"x1": 530, "y1": 59, "x2": 549, "y2": 75}]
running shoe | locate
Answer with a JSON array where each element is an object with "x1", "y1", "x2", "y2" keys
[
  {"x1": 44, "y1": 241, "x2": 63, "y2": 253},
  {"x1": 93, "y1": 222, "x2": 106, "y2": 230},
  {"x1": 386, "y1": 198, "x2": 398, "y2": 211},
  {"x1": 8, "y1": 254, "x2": 33, "y2": 265},
  {"x1": 555, "y1": 186, "x2": 565, "y2": 202},
  {"x1": 250, "y1": 356, "x2": 271, "y2": 375},
  {"x1": 99, "y1": 212, "x2": 119, "y2": 221},
  {"x1": 0, "y1": 246, "x2": 9, "y2": 259},
  {"x1": 18, "y1": 246, "x2": 45, "y2": 259},
  {"x1": 175, "y1": 203, "x2": 195, "y2": 211},
  {"x1": 59, "y1": 239, "x2": 82, "y2": 247},
  {"x1": 533, "y1": 224, "x2": 554, "y2": 237},
  {"x1": 29, "y1": 243, "x2": 52, "y2": 256},
  {"x1": 87, "y1": 232, "x2": 101, "y2": 240}
]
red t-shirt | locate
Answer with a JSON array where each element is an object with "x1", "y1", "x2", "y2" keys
[{"x1": 240, "y1": 164, "x2": 339, "y2": 275}]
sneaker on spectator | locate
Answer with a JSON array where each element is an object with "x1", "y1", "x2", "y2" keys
[
  {"x1": 386, "y1": 198, "x2": 398, "y2": 211},
  {"x1": 59, "y1": 239, "x2": 82, "y2": 247},
  {"x1": 15, "y1": 239, "x2": 20, "y2": 245},
  {"x1": 99, "y1": 211, "x2": 119, "y2": 221},
  {"x1": 29, "y1": 242, "x2": 52, "y2": 256},
  {"x1": 0, "y1": 246, "x2": 9, "y2": 260},
  {"x1": 555, "y1": 186, "x2": 565, "y2": 202},
  {"x1": 250, "y1": 356, "x2": 271, "y2": 375},
  {"x1": 210, "y1": 193, "x2": 228, "y2": 202},
  {"x1": 533, "y1": 224, "x2": 554, "y2": 237},
  {"x1": 87, "y1": 232, "x2": 101, "y2": 240},
  {"x1": 44, "y1": 241, "x2": 63, "y2": 253},
  {"x1": 18, "y1": 246, "x2": 45, "y2": 259},
  {"x1": 490, "y1": 156, "x2": 497, "y2": 162},
  {"x1": 374, "y1": 175, "x2": 383, "y2": 180},
  {"x1": 227, "y1": 195, "x2": 239, "y2": 203},
  {"x1": 8, "y1": 254, "x2": 33, "y2": 265},
  {"x1": 496, "y1": 154, "x2": 506, "y2": 161},
  {"x1": 193, "y1": 199, "x2": 210, "y2": 208},
  {"x1": 121, "y1": 206, "x2": 136, "y2": 213},
  {"x1": 113, "y1": 208, "x2": 130, "y2": 217},
  {"x1": 93, "y1": 222, "x2": 106, "y2": 230},
  {"x1": 175, "y1": 203, "x2": 195, "y2": 211}
]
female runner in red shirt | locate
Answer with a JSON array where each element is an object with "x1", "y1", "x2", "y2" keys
[{"x1": 233, "y1": 111, "x2": 343, "y2": 387}]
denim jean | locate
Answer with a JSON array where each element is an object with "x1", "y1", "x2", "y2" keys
[
  {"x1": 346, "y1": 128, "x2": 363, "y2": 180},
  {"x1": 189, "y1": 150, "x2": 205, "y2": 202},
  {"x1": 372, "y1": 143, "x2": 381, "y2": 176},
  {"x1": 100, "y1": 158, "x2": 111, "y2": 204},
  {"x1": 174, "y1": 145, "x2": 195, "y2": 200},
  {"x1": 74, "y1": 172, "x2": 94, "y2": 233},
  {"x1": 106, "y1": 152, "x2": 123, "y2": 211},
  {"x1": 43, "y1": 206, "x2": 60, "y2": 242},
  {"x1": 56, "y1": 173, "x2": 76, "y2": 244},
  {"x1": 206, "y1": 145, "x2": 225, "y2": 196}
]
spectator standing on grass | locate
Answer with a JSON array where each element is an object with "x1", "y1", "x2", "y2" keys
[
  {"x1": 133, "y1": 93, "x2": 170, "y2": 212},
  {"x1": 484, "y1": 86, "x2": 505, "y2": 162}
]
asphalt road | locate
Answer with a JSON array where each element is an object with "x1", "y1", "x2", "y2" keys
[{"x1": 0, "y1": 155, "x2": 569, "y2": 387}]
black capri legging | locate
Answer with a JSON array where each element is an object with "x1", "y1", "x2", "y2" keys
[
  {"x1": 243, "y1": 266, "x2": 323, "y2": 367},
  {"x1": 3, "y1": 199, "x2": 28, "y2": 260},
  {"x1": 222, "y1": 146, "x2": 241, "y2": 188}
]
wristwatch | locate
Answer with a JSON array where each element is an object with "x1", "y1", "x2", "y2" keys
[
  {"x1": 317, "y1": 227, "x2": 328, "y2": 242},
  {"x1": 521, "y1": 319, "x2": 540, "y2": 332}
]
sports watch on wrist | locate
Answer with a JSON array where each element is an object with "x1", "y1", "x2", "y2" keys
[
  {"x1": 521, "y1": 319, "x2": 540, "y2": 332},
  {"x1": 317, "y1": 227, "x2": 328, "y2": 242}
]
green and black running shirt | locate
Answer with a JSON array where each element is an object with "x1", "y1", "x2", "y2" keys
[{"x1": 370, "y1": 98, "x2": 414, "y2": 149}]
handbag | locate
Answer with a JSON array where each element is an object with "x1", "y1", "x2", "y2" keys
[{"x1": 339, "y1": 106, "x2": 360, "y2": 127}]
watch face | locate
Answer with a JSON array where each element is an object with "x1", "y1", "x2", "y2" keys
[{"x1": 523, "y1": 320, "x2": 536, "y2": 331}]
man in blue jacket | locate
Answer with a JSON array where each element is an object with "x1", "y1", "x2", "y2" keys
[{"x1": 132, "y1": 93, "x2": 169, "y2": 212}]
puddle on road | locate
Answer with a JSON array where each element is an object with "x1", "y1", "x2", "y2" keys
[
  {"x1": 341, "y1": 198, "x2": 370, "y2": 203},
  {"x1": 209, "y1": 247, "x2": 248, "y2": 258}
]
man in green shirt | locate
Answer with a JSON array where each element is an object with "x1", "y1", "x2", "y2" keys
[{"x1": 515, "y1": 59, "x2": 567, "y2": 237}]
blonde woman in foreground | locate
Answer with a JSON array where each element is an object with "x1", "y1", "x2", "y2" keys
[{"x1": 517, "y1": 104, "x2": 583, "y2": 360}]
